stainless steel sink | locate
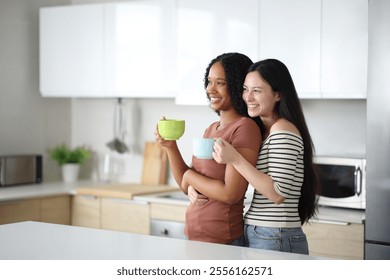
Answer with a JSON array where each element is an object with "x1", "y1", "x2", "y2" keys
[
  {"x1": 133, "y1": 190, "x2": 190, "y2": 205},
  {"x1": 134, "y1": 188, "x2": 254, "y2": 208}
]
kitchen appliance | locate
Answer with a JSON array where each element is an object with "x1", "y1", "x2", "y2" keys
[
  {"x1": 314, "y1": 156, "x2": 366, "y2": 210},
  {"x1": 365, "y1": 0, "x2": 390, "y2": 259},
  {"x1": 0, "y1": 155, "x2": 42, "y2": 186}
]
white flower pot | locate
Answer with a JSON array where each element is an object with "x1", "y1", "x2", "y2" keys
[{"x1": 62, "y1": 164, "x2": 80, "y2": 183}]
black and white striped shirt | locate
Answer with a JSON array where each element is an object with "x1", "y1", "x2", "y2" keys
[{"x1": 244, "y1": 131, "x2": 304, "y2": 228}]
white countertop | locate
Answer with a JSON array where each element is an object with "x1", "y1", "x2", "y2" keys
[
  {"x1": 0, "y1": 181, "x2": 78, "y2": 202},
  {"x1": 0, "y1": 181, "x2": 365, "y2": 224},
  {"x1": 0, "y1": 221, "x2": 328, "y2": 260}
]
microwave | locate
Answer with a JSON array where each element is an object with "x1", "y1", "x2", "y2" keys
[
  {"x1": 314, "y1": 156, "x2": 366, "y2": 210},
  {"x1": 0, "y1": 155, "x2": 42, "y2": 186}
]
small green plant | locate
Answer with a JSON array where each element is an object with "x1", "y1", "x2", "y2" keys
[{"x1": 49, "y1": 144, "x2": 91, "y2": 166}]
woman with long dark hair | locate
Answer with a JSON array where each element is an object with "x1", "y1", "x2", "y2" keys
[{"x1": 191, "y1": 58, "x2": 318, "y2": 254}]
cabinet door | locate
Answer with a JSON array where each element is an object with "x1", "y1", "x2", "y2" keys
[
  {"x1": 0, "y1": 199, "x2": 40, "y2": 225},
  {"x1": 303, "y1": 221, "x2": 364, "y2": 259},
  {"x1": 259, "y1": 0, "x2": 321, "y2": 98},
  {"x1": 321, "y1": 0, "x2": 368, "y2": 98},
  {"x1": 104, "y1": 0, "x2": 176, "y2": 97},
  {"x1": 40, "y1": 195, "x2": 71, "y2": 225},
  {"x1": 39, "y1": 4, "x2": 105, "y2": 97},
  {"x1": 71, "y1": 195, "x2": 100, "y2": 228},
  {"x1": 175, "y1": 0, "x2": 259, "y2": 105},
  {"x1": 101, "y1": 198, "x2": 150, "y2": 234}
]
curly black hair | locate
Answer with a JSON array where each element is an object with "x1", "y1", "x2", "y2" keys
[{"x1": 203, "y1": 52, "x2": 264, "y2": 132}]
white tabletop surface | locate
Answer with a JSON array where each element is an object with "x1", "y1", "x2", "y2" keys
[{"x1": 0, "y1": 221, "x2": 328, "y2": 260}]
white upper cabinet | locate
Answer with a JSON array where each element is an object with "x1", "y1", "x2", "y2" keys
[
  {"x1": 175, "y1": 0, "x2": 259, "y2": 105},
  {"x1": 259, "y1": 0, "x2": 368, "y2": 99},
  {"x1": 104, "y1": 0, "x2": 176, "y2": 97},
  {"x1": 321, "y1": 0, "x2": 368, "y2": 98},
  {"x1": 40, "y1": 4, "x2": 105, "y2": 97},
  {"x1": 259, "y1": 0, "x2": 322, "y2": 98},
  {"x1": 40, "y1": 0, "x2": 368, "y2": 99},
  {"x1": 40, "y1": 0, "x2": 176, "y2": 98}
]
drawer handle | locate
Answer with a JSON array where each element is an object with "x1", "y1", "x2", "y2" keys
[{"x1": 313, "y1": 219, "x2": 350, "y2": 225}]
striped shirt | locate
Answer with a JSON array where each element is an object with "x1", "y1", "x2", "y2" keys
[{"x1": 244, "y1": 131, "x2": 304, "y2": 228}]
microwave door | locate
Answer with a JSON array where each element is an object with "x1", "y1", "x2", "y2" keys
[
  {"x1": 3, "y1": 157, "x2": 35, "y2": 185},
  {"x1": 318, "y1": 164, "x2": 355, "y2": 198}
]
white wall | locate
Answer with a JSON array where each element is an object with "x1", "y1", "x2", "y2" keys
[
  {"x1": 71, "y1": 98, "x2": 218, "y2": 184},
  {"x1": 302, "y1": 99, "x2": 366, "y2": 157},
  {"x1": 0, "y1": 0, "x2": 72, "y2": 181}
]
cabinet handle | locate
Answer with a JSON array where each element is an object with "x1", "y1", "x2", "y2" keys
[
  {"x1": 79, "y1": 195, "x2": 98, "y2": 200},
  {"x1": 105, "y1": 197, "x2": 147, "y2": 205}
]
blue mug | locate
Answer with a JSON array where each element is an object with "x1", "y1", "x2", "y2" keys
[{"x1": 193, "y1": 138, "x2": 215, "y2": 159}]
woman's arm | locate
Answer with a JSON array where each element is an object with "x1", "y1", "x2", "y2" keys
[
  {"x1": 182, "y1": 147, "x2": 258, "y2": 204},
  {"x1": 213, "y1": 139, "x2": 284, "y2": 204}
]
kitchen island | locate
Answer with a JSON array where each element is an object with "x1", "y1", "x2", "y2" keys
[
  {"x1": 0, "y1": 221, "x2": 327, "y2": 260},
  {"x1": 0, "y1": 181, "x2": 364, "y2": 259}
]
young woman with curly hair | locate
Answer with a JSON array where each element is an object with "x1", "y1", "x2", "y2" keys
[{"x1": 154, "y1": 52, "x2": 263, "y2": 245}]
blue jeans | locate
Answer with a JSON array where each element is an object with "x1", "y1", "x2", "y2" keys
[
  {"x1": 230, "y1": 235, "x2": 245, "y2": 247},
  {"x1": 244, "y1": 225, "x2": 309, "y2": 255}
]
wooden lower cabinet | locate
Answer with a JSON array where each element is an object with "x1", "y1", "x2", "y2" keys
[
  {"x1": 101, "y1": 198, "x2": 150, "y2": 234},
  {"x1": 0, "y1": 199, "x2": 40, "y2": 224},
  {"x1": 71, "y1": 195, "x2": 100, "y2": 229},
  {"x1": 0, "y1": 195, "x2": 70, "y2": 225},
  {"x1": 40, "y1": 195, "x2": 71, "y2": 225},
  {"x1": 302, "y1": 221, "x2": 364, "y2": 259},
  {"x1": 71, "y1": 195, "x2": 150, "y2": 234}
]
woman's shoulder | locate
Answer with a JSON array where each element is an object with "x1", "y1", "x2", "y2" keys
[
  {"x1": 270, "y1": 119, "x2": 300, "y2": 136},
  {"x1": 236, "y1": 117, "x2": 259, "y2": 127},
  {"x1": 233, "y1": 118, "x2": 261, "y2": 135},
  {"x1": 205, "y1": 121, "x2": 219, "y2": 131}
]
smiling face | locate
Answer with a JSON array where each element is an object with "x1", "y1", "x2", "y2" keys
[
  {"x1": 206, "y1": 62, "x2": 232, "y2": 112},
  {"x1": 243, "y1": 71, "x2": 280, "y2": 119}
]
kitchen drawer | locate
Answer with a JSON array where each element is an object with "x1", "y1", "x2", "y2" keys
[
  {"x1": 71, "y1": 195, "x2": 100, "y2": 229},
  {"x1": 303, "y1": 221, "x2": 364, "y2": 259},
  {"x1": 150, "y1": 219, "x2": 185, "y2": 239},
  {"x1": 150, "y1": 203, "x2": 186, "y2": 222},
  {"x1": 0, "y1": 199, "x2": 40, "y2": 224}
]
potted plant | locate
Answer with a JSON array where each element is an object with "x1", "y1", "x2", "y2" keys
[{"x1": 48, "y1": 144, "x2": 92, "y2": 183}]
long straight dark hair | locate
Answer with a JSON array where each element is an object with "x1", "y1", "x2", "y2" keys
[{"x1": 248, "y1": 59, "x2": 318, "y2": 224}]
